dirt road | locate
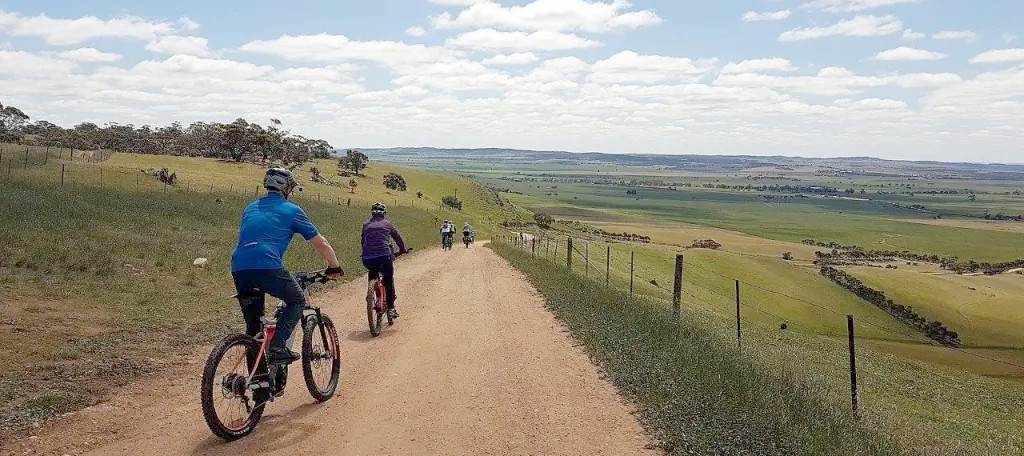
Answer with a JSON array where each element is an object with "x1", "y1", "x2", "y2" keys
[{"x1": 17, "y1": 244, "x2": 655, "y2": 455}]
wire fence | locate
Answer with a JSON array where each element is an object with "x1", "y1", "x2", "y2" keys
[{"x1": 497, "y1": 233, "x2": 1024, "y2": 421}]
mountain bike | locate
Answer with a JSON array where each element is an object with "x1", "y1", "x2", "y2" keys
[
  {"x1": 463, "y1": 232, "x2": 474, "y2": 248},
  {"x1": 200, "y1": 270, "x2": 341, "y2": 441},
  {"x1": 367, "y1": 249, "x2": 411, "y2": 336},
  {"x1": 442, "y1": 233, "x2": 453, "y2": 251}
]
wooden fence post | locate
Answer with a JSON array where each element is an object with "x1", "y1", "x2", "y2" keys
[
  {"x1": 848, "y1": 315, "x2": 859, "y2": 419},
  {"x1": 566, "y1": 238, "x2": 573, "y2": 271},
  {"x1": 24, "y1": 148, "x2": 29, "y2": 168},
  {"x1": 673, "y1": 254, "x2": 684, "y2": 320},
  {"x1": 99, "y1": 168, "x2": 103, "y2": 187},
  {"x1": 531, "y1": 239, "x2": 536, "y2": 256}
]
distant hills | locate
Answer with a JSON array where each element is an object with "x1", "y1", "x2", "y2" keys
[{"x1": 349, "y1": 147, "x2": 1024, "y2": 179}]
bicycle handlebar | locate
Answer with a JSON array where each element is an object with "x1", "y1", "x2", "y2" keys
[{"x1": 293, "y1": 269, "x2": 336, "y2": 287}]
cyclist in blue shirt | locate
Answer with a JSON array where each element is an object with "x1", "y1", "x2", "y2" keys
[{"x1": 231, "y1": 168, "x2": 343, "y2": 364}]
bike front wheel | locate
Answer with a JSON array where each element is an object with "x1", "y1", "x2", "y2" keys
[
  {"x1": 200, "y1": 334, "x2": 267, "y2": 441},
  {"x1": 302, "y1": 314, "x2": 341, "y2": 402}
]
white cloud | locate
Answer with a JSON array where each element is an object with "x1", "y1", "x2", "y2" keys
[
  {"x1": 406, "y1": 26, "x2": 427, "y2": 37},
  {"x1": 1003, "y1": 33, "x2": 1018, "y2": 44},
  {"x1": 846, "y1": 97, "x2": 909, "y2": 110},
  {"x1": 873, "y1": 46, "x2": 947, "y2": 61},
  {"x1": 722, "y1": 58, "x2": 796, "y2": 74},
  {"x1": 779, "y1": 15, "x2": 902, "y2": 41},
  {"x1": 0, "y1": 9, "x2": 176, "y2": 45},
  {"x1": 742, "y1": 10, "x2": 791, "y2": 22},
  {"x1": 145, "y1": 36, "x2": 214, "y2": 57},
  {"x1": 933, "y1": 30, "x2": 976, "y2": 42},
  {"x1": 481, "y1": 52, "x2": 540, "y2": 65},
  {"x1": 902, "y1": 29, "x2": 925, "y2": 40},
  {"x1": 0, "y1": 50, "x2": 77, "y2": 76},
  {"x1": 970, "y1": 49, "x2": 1024, "y2": 64},
  {"x1": 240, "y1": 34, "x2": 455, "y2": 67},
  {"x1": 430, "y1": 0, "x2": 662, "y2": 33},
  {"x1": 179, "y1": 16, "x2": 200, "y2": 32},
  {"x1": 132, "y1": 55, "x2": 274, "y2": 80},
  {"x1": 446, "y1": 29, "x2": 601, "y2": 51},
  {"x1": 802, "y1": 0, "x2": 924, "y2": 13},
  {"x1": 587, "y1": 51, "x2": 716, "y2": 84},
  {"x1": 57, "y1": 47, "x2": 122, "y2": 63}
]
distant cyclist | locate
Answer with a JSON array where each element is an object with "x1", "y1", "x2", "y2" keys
[
  {"x1": 362, "y1": 203, "x2": 407, "y2": 320},
  {"x1": 231, "y1": 168, "x2": 343, "y2": 364},
  {"x1": 463, "y1": 222, "x2": 473, "y2": 242}
]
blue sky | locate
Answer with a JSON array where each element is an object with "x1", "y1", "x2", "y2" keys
[{"x1": 1, "y1": 0, "x2": 1022, "y2": 162}]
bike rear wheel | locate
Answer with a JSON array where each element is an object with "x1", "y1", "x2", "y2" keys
[
  {"x1": 367, "y1": 279, "x2": 385, "y2": 336},
  {"x1": 200, "y1": 334, "x2": 267, "y2": 441},
  {"x1": 302, "y1": 314, "x2": 341, "y2": 401}
]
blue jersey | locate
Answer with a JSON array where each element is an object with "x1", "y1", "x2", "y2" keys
[{"x1": 231, "y1": 193, "x2": 319, "y2": 272}]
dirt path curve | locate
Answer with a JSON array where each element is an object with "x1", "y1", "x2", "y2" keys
[{"x1": 17, "y1": 244, "x2": 656, "y2": 456}]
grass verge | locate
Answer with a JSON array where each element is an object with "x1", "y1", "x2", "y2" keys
[{"x1": 490, "y1": 241, "x2": 905, "y2": 456}]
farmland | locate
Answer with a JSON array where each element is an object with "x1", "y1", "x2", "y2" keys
[{"x1": 384, "y1": 147, "x2": 1024, "y2": 453}]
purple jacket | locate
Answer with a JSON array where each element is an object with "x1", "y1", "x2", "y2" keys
[{"x1": 361, "y1": 216, "x2": 406, "y2": 260}]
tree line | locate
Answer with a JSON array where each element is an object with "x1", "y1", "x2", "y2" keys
[
  {"x1": 819, "y1": 266, "x2": 962, "y2": 346},
  {"x1": 0, "y1": 100, "x2": 333, "y2": 165}
]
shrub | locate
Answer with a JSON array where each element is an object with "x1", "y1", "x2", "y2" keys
[
  {"x1": 416, "y1": 191, "x2": 423, "y2": 198},
  {"x1": 533, "y1": 213, "x2": 554, "y2": 227},
  {"x1": 383, "y1": 172, "x2": 407, "y2": 191},
  {"x1": 782, "y1": 252, "x2": 793, "y2": 261},
  {"x1": 442, "y1": 195, "x2": 463, "y2": 211},
  {"x1": 689, "y1": 239, "x2": 722, "y2": 250}
]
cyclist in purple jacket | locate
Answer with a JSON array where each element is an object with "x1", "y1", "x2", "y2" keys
[{"x1": 361, "y1": 202, "x2": 407, "y2": 320}]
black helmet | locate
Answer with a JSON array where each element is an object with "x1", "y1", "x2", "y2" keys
[
  {"x1": 264, "y1": 168, "x2": 296, "y2": 195},
  {"x1": 371, "y1": 202, "x2": 387, "y2": 215}
]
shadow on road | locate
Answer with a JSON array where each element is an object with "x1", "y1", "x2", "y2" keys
[
  {"x1": 345, "y1": 328, "x2": 398, "y2": 343},
  {"x1": 190, "y1": 402, "x2": 326, "y2": 455}
]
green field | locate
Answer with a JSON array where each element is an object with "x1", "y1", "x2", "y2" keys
[{"x1": 846, "y1": 265, "x2": 1024, "y2": 348}]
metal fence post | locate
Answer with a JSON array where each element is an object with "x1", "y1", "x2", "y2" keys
[
  {"x1": 531, "y1": 239, "x2": 536, "y2": 256},
  {"x1": 736, "y1": 280, "x2": 742, "y2": 348},
  {"x1": 61, "y1": 164, "x2": 65, "y2": 186},
  {"x1": 848, "y1": 315, "x2": 859, "y2": 419},
  {"x1": 622, "y1": 251, "x2": 630, "y2": 297},
  {"x1": 606, "y1": 245, "x2": 611, "y2": 286},
  {"x1": 673, "y1": 255, "x2": 684, "y2": 320},
  {"x1": 99, "y1": 168, "x2": 103, "y2": 187}
]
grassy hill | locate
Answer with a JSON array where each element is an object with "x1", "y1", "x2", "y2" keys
[{"x1": 0, "y1": 152, "x2": 524, "y2": 436}]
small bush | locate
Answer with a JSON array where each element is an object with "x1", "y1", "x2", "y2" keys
[
  {"x1": 383, "y1": 172, "x2": 407, "y2": 191},
  {"x1": 533, "y1": 212, "x2": 554, "y2": 227},
  {"x1": 442, "y1": 195, "x2": 463, "y2": 211},
  {"x1": 782, "y1": 252, "x2": 793, "y2": 261}
]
